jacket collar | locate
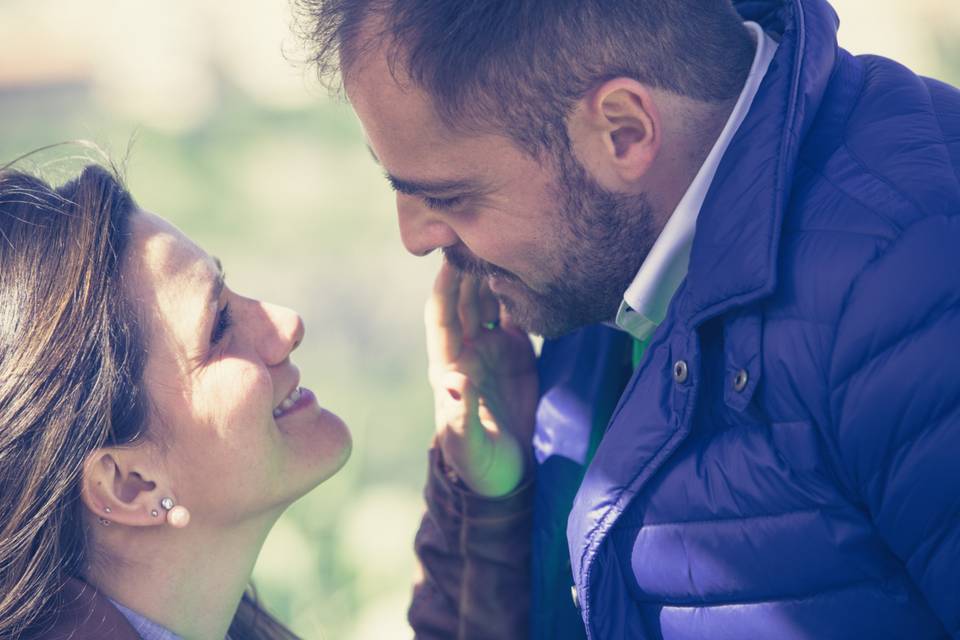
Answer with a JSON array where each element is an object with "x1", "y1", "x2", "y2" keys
[
  {"x1": 679, "y1": 0, "x2": 840, "y2": 328},
  {"x1": 27, "y1": 578, "x2": 141, "y2": 640}
]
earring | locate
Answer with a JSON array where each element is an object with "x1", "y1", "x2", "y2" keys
[
  {"x1": 159, "y1": 497, "x2": 190, "y2": 528},
  {"x1": 97, "y1": 517, "x2": 112, "y2": 527},
  {"x1": 150, "y1": 509, "x2": 159, "y2": 518},
  {"x1": 104, "y1": 507, "x2": 112, "y2": 514}
]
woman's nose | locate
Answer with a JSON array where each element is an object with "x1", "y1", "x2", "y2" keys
[{"x1": 258, "y1": 301, "x2": 305, "y2": 365}]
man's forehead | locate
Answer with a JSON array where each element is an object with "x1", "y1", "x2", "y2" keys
[{"x1": 347, "y1": 49, "x2": 538, "y2": 193}]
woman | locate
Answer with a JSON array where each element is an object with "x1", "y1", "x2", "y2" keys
[
  {"x1": 0, "y1": 162, "x2": 354, "y2": 639},
  {"x1": 0, "y1": 160, "x2": 539, "y2": 639}
]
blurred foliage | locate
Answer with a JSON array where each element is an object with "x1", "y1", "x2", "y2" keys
[{"x1": 0, "y1": 1, "x2": 956, "y2": 638}]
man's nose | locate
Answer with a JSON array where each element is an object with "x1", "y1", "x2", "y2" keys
[{"x1": 396, "y1": 193, "x2": 459, "y2": 257}]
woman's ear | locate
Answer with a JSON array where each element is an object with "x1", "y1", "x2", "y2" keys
[{"x1": 81, "y1": 447, "x2": 171, "y2": 528}]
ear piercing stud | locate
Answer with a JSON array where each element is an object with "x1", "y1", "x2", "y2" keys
[
  {"x1": 150, "y1": 509, "x2": 159, "y2": 518},
  {"x1": 97, "y1": 517, "x2": 111, "y2": 527},
  {"x1": 104, "y1": 507, "x2": 112, "y2": 514},
  {"x1": 159, "y1": 497, "x2": 191, "y2": 528}
]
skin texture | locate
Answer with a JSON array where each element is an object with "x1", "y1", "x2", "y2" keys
[
  {"x1": 347, "y1": 41, "x2": 738, "y2": 494},
  {"x1": 81, "y1": 210, "x2": 351, "y2": 640}
]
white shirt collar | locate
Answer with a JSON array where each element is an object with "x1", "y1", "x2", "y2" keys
[{"x1": 614, "y1": 21, "x2": 778, "y2": 341}]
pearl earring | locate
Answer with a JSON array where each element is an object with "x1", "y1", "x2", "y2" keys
[{"x1": 159, "y1": 497, "x2": 190, "y2": 528}]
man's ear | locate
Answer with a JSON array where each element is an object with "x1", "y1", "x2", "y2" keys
[
  {"x1": 81, "y1": 447, "x2": 169, "y2": 528},
  {"x1": 567, "y1": 77, "x2": 661, "y2": 190}
]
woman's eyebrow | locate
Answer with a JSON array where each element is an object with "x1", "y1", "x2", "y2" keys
[{"x1": 207, "y1": 256, "x2": 225, "y2": 306}]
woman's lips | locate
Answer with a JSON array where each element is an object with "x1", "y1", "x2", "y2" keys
[{"x1": 273, "y1": 387, "x2": 316, "y2": 419}]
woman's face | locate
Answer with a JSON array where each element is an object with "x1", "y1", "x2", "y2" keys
[{"x1": 125, "y1": 210, "x2": 351, "y2": 525}]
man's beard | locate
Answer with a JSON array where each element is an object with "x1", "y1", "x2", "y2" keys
[{"x1": 445, "y1": 149, "x2": 658, "y2": 339}]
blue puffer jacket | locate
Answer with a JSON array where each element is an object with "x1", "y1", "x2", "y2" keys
[{"x1": 532, "y1": 0, "x2": 960, "y2": 638}]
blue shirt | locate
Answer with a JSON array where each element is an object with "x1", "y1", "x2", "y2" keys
[{"x1": 110, "y1": 599, "x2": 233, "y2": 640}]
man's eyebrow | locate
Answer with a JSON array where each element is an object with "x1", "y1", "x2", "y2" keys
[
  {"x1": 385, "y1": 174, "x2": 480, "y2": 197},
  {"x1": 366, "y1": 143, "x2": 481, "y2": 196},
  {"x1": 208, "y1": 256, "x2": 225, "y2": 306}
]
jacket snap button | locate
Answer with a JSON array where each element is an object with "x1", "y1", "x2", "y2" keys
[
  {"x1": 734, "y1": 369, "x2": 749, "y2": 392},
  {"x1": 673, "y1": 360, "x2": 689, "y2": 384},
  {"x1": 571, "y1": 585, "x2": 580, "y2": 610}
]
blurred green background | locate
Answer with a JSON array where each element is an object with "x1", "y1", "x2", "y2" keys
[{"x1": 0, "y1": 1, "x2": 957, "y2": 638}]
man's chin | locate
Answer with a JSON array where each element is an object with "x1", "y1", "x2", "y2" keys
[
  {"x1": 488, "y1": 272, "x2": 619, "y2": 339},
  {"x1": 497, "y1": 290, "x2": 584, "y2": 340}
]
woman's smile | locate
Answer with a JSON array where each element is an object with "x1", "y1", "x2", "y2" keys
[{"x1": 273, "y1": 386, "x2": 318, "y2": 420}]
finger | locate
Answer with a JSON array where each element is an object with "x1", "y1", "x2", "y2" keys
[
  {"x1": 435, "y1": 370, "x2": 479, "y2": 440},
  {"x1": 427, "y1": 257, "x2": 462, "y2": 329},
  {"x1": 439, "y1": 375, "x2": 523, "y2": 497},
  {"x1": 459, "y1": 274, "x2": 481, "y2": 341},
  {"x1": 477, "y1": 278, "x2": 501, "y2": 329},
  {"x1": 458, "y1": 381, "x2": 489, "y2": 460},
  {"x1": 425, "y1": 259, "x2": 463, "y2": 364},
  {"x1": 442, "y1": 377, "x2": 490, "y2": 474},
  {"x1": 498, "y1": 303, "x2": 525, "y2": 336}
]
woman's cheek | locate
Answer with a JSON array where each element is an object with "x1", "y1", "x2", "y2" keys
[{"x1": 195, "y1": 359, "x2": 272, "y2": 430}]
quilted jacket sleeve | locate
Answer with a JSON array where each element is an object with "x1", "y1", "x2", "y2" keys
[
  {"x1": 828, "y1": 215, "x2": 960, "y2": 638},
  {"x1": 408, "y1": 444, "x2": 534, "y2": 640}
]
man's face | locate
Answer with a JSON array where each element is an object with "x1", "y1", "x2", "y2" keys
[{"x1": 346, "y1": 53, "x2": 657, "y2": 338}]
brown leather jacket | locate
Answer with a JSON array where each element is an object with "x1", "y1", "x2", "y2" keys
[
  {"x1": 22, "y1": 578, "x2": 140, "y2": 640},
  {"x1": 408, "y1": 446, "x2": 535, "y2": 640}
]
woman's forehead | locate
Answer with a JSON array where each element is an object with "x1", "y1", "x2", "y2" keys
[
  {"x1": 125, "y1": 210, "x2": 218, "y2": 341},
  {"x1": 129, "y1": 210, "x2": 208, "y2": 277}
]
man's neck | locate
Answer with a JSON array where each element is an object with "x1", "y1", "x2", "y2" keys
[
  {"x1": 86, "y1": 514, "x2": 278, "y2": 640},
  {"x1": 641, "y1": 93, "x2": 740, "y2": 232},
  {"x1": 645, "y1": 23, "x2": 756, "y2": 228},
  {"x1": 642, "y1": 20, "x2": 756, "y2": 230}
]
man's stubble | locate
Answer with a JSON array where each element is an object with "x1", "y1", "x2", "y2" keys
[{"x1": 446, "y1": 148, "x2": 658, "y2": 339}]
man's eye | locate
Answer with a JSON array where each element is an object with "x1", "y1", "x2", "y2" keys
[
  {"x1": 423, "y1": 195, "x2": 463, "y2": 211},
  {"x1": 211, "y1": 303, "x2": 232, "y2": 346}
]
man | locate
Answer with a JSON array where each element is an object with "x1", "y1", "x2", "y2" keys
[{"x1": 299, "y1": 0, "x2": 960, "y2": 638}]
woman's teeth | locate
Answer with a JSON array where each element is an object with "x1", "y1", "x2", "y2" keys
[{"x1": 273, "y1": 387, "x2": 303, "y2": 417}]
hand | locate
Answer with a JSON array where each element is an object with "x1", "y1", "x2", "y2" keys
[{"x1": 426, "y1": 258, "x2": 539, "y2": 497}]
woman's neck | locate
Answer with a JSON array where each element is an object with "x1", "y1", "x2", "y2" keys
[{"x1": 86, "y1": 515, "x2": 277, "y2": 640}]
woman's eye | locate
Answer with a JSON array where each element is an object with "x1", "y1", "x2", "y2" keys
[
  {"x1": 423, "y1": 195, "x2": 463, "y2": 211},
  {"x1": 211, "y1": 303, "x2": 232, "y2": 346}
]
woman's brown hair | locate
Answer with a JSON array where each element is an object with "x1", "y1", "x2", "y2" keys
[{"x1": 0, "y1": 163, "x2": 298, "y2": 639}]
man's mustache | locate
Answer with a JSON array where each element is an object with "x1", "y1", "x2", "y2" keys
[{"x1": 443, "y1": 246, "x2": 516, "y2": 281}]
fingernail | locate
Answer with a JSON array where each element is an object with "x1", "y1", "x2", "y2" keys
[{"x1": 447, "y1": 388, "x2": 462, "y2": 401}]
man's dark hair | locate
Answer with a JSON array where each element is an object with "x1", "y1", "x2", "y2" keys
[{"x1": 298, "y1": 0, "x2": 755, "y2": 158}]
